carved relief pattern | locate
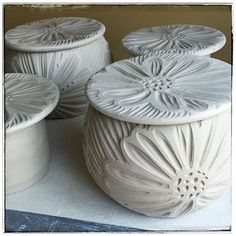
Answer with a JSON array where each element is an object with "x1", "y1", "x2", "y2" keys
[
  {"x1": 5, "y1": 17, "x2": 105, "y2": 51},
  {"x1": 5, "y1": 73, "x2": 59, "y2": 132},
  {"x1": 6, "y1": 37, "x2": 111, "y2": 118},
  {"x1": 87, "y1": 54, "x2": 231, "y2": 124},
  {"x1": 83, "y1": 107, "x2": 231, "y2": 217},
  {"x1": 122, "y1": 24, "x2": 226, "y2": 56}
]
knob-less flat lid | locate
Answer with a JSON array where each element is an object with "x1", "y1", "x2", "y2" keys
[
  {"x1": 87, "y1": 53, "x2": 231, "y2": 125},
  {"x1": 122, "y1": 24, "x2": 226, "y2": 56},
  {"x1": 5, "y1": 17, "x2": 105, "y2": 52},
  {"x1": 5, "y1": 73, "x2": 59, "y2": 133}
]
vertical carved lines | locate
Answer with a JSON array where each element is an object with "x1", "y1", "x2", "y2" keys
[
  {"x1": 83, "y1": 106, "x2": 231, "y2": 217},
  {"x1": 6, "y1": 37, "x2": 111, "y2": 118}
]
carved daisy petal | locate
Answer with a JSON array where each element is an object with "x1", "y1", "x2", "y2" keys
[
  {"x1": 87, "y1": 53, "x2": 231, "y2": 125},
  {"x1": 84, "y1": 107, "x2": 230, "y2": 217},
  {"x1": 116, "y1": 115, "x2": 229, "y2": 217},
  {"x1": 8, "y1": 34, "x2": 110, "y2": 118},
  {"x1": 5, "y1": 17, "x2": 105, "y2": 52},
  {"x1": 122, "y1": 24, "x2": 226, "y2": 56},
  {"x1": 5, "y1": 73, "x2": 59, "y2": 133}
]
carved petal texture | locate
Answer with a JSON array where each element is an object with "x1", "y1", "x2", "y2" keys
[
  {"x1": 6, "y1": 37, "x2": 111, "y2": 118},
  {"x1": 83, "y1": 107, "x2": 231, "y2": 217},
  {"x1": 5, "y1": 17, "x2": 111, "y2": 118},
  {"x1": 5, "y1": 17, "x2": 105, "y2": 52},
  {"x1": 87, "y1": 53, "x2": 231, "y2": 125},
  {"x1": 122, "y1": 24, "x2": 226, "y2": 56},
  {"x1": 5, "y1": 73, "x2": 59, "y2": 133}
]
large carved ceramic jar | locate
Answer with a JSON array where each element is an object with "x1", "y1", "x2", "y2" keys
[
  {"x1": 5, "y1": 17, "x2": 111, "y2": 118},
  {"x1": 5, "y1": 73, "x2": 59, "y2": 194},
  {"x1": 83, "y1": 53, "x2": 231, "y2": 218},
  {"x1": 122, "y1": 24, "x2": 226, "y2": 57}
]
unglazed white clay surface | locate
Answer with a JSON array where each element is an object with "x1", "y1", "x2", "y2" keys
[
  {"x1": 122, "y1": 24, "x2": 226, "y2": 56},
  {"x1": 5, "y1": 73, "x2": 59, "y2": 133},
  {"x1": 87, "y1": 53, "x2": 231, "y2": 125},
  {"x1": 83, "y1": 107, "x2": 231, "y2": 218},
  {"x1": 5, "y1": 17, "x2": 106, "y2": 52},
  {"x1": 5, "y1": 17, "x2": 111, "y2": 118},
  {"x1": 85, "y1": 53, "x2": 231, "y2": 218},
  {"x1": 5, "y1": 73, "x2": 59, "y2": 194},
  {"x1": 6, "y1": 116, "x2": 231, "y2": 230},
  {"x1": 6, "y1": 120, "x2": 50, "y2": 194}
]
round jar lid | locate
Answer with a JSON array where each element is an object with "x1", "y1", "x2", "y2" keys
[
  {"x1": 122, "y1": 24, "x2": 226, "y2": 56},
  {"x1": 5, "y1": 17, "x2": 106, "y2": 52},
  {"x1": 5, "y1": 73, "x2": 59, "y2": 133},
  {"x1": 87, "y1": 53, "x2": 231, "y2": 125}
]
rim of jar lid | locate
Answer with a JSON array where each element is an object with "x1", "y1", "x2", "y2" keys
[
  {"x1": 86, "y1": 53, "x2": 231, "y2": 126},
  {"x1": 122, "y1": 24, "x2": 226, "y2": 56},
  {"x1": 5, "y1": 17, "x2": 106, "y2": 52},
  {"x1": 5, "y1": 73, "x2": 60, "y2": 134}
]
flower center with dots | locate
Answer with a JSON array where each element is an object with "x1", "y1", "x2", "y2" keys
[
  {"x1": 142, "y1": 77, "x2": 173, "y2": 91},
  {"x1": 173, "y1": 170, "x2": 209, "y2": 201},
  {"x1": 163, "y1": 33, "x2": 185, "y2": 41}
]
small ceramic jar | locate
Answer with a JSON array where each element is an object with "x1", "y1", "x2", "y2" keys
[
  {"x1": 83, "y1": 53, "x2": 231, "y2": 218},
  {"x1": 5, "y1": 73, "x2": 59, "y2": 194},
  {"x1": 122, "y1": 24, "x2": 226, "y2": 57},
  {"x1": 5, "y1": 17, "x2": 111, "y2": 118}
]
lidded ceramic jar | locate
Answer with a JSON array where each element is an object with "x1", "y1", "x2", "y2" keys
[
  {"x1": 122, "y1": 24, "x2": 226, "y2": 57},
  {"x1": 5, "y1": 73, "x2": 59, "y2": 194},
  {"x1": 5, "y1": 17, "x2": 111, "y2": 118},
  {"x1": 83, "y1": 53, "x2": 231, "y2": 218}
]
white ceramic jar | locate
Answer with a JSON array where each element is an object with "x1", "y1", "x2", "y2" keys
[
  {"x1": 5, "y1": 73, "x2": 59, "y2": 194},
  {"x1": 122, "y1": 24, "x2": 226, "y2": 57},
  {"x1": 5, "y1": 17, "x2": 111, "y2": 118},
  {"x1": 83, "y1": 53, "x2": 231, "y2": 218}
]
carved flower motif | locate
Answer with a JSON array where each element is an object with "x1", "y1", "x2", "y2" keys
[
  {"x1": 85, "y1": 108, "x2": 231, "y2": 217},
  {"x1": 87, "y1": 54, "x2": 231, "y2": 124},
  {"x1": 122, "y1": 24, "x2": 226, "y2": 56},
  {"x1": 5, "y1": 73, "x2": 59, "y2": 132},
  {"x1": 104, "y1": 114, "x2": 231, "y2": 217},
  {"x1": 5, "y1": 17, "x2": 105, "y2": 51}
]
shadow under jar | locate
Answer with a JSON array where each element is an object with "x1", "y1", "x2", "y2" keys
[
  {"x1": 83, "y1": 53, "x2": 231, "y2": 218},
  {"x1": 5, "y1": 17, "x2": 111, "y2": 118},
  {"x1": 5, "y1": 73, "x2": 59, "y2": 194},
  {"x1": 122, "y1": 24, "x2": 226, "y2": 58}
]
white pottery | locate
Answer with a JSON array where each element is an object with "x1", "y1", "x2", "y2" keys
[
  {"x1": 5, "y1": 17, "x2": 111, "y2": 118},
  {"x1": 5, "y1": 73, "x2": 59, "y2": 194},
  {"x1": 83, "y1": 53, "x2": 231, "y2": 218},
  {"x1": 122, "y1": 24, "x2": 226, "y2": 57}
]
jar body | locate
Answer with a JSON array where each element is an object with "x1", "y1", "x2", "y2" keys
[
  {"x1": 83, "y1": 106, "x2": 231, "y2": 218},
  {"x1": 6, "y1": 120, "x2": 50, "y2": 194},
  {"x1": 5, "y1": 37, "x2": 111, "y2": 118}
]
